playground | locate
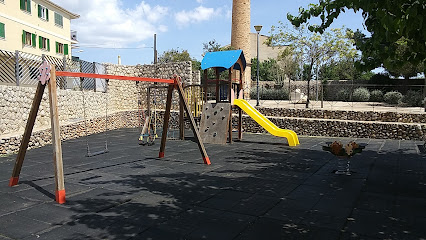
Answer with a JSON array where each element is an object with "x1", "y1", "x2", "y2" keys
[
  {"x1": 1, "y1": 130, "x2": 425, "y2": 239},
  {"x1": 1, "y1": 51, "x2": 425, "y2": 239}
]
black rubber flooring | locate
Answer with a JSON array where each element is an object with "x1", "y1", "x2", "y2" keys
[{"x1": 0, "y1": 128, "x2": 425, "y2": 239}]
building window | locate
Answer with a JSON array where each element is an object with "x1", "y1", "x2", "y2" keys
[
  {"x1": 39, "y1": 36, "x2": 50, "y2": 51},
  {"x1": 22, "y1": 30, "x2": 36, "y2": 47},
  {"x1": 54, "y1": 13, "x2": 63, "y2": 27},
  {"x1": 56, "y1": 42, "x2": 68, "y2": 55},
  {"x1": 38, "y1": 5, "x2": 49, "y2": 21},
  {"x1": 0, "y1": 22, "x2": 4, "y2": 39},
  {"x1": 20, "y1": 0, "x2": 31, "y2": 13}
]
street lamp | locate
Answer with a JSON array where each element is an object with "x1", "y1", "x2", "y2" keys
[{"x1": 254, "y1": 25, "x2": 262, "y2": 106}]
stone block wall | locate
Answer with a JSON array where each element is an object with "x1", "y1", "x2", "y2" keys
[
  {"x1": 0, "y1": 61, "x2": 195, "y2": 154},
  {"x1": 254, "y1": 107, "x2": 426, "y2": 124},
  {"x1": 233, "y1": 115, "x2": 425, "y2": 141},
  {"x1": 0, "y1": 85, "x2": 107, "y2": 137}
]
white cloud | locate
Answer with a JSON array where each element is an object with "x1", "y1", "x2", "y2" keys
[
  {"x1": 50, "y1": 0, "x2": 168, "y2": 47},
  {"x1": 174, "y1": 6, "x2": 222, "y2": 27}
]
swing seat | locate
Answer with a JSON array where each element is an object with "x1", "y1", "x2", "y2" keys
[{"x1": 86, "y1": 149, "x2": 109, "y2": 157}]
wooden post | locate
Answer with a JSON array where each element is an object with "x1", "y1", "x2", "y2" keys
[
  {"x1": 215, "y1": 68, "x2": 219, "y2": 102},
  {"x1": 175, "y1": 78, "x2": 210, "y2": 165},
  {"x1": 9, "y1": 82, "x2": 46, "y2": 186},
  {"x1": 203, "y1": 70, "x2": 208, "y2": 102},
  {"x1": 228, "y1": 68, "x2": 233, "y2": 143},
  {"x1": 48, "y1": 65, "x2": 66, "y2": 204},
  {"x1": 158, "y1": 84, "x2": 174, "y2": 158},
  {"x1": 238, "y1": 70, "x2": 243, "y2": 140},
  {"x1": 179, "y1": 89, "x2": 185, "y2": 140}
]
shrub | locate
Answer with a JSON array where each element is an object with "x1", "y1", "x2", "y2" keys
[
  {"x1": 383, "y1": 91, "x2": 403, "y2": 105},
  {"x1": 336, "y1": 89, "x2": 351, "y2": 101},
  {"x1": 401, "y1": 90, "x2": 424, "y2": 107},
  {"x1": 250, "y1": 88, "x2": 289, "y2": 100},
  {"x1": 370, "y1": 90, "x2": 384, "y2": 102},
  {"x1": 352, "y1": 87, "x2": 370, "y2": 102},
  {"x1": 369, "y1": 73, "x2": 392, "y2": 84}
]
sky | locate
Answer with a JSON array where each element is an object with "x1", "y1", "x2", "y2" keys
[{"x1": 51, "y1": 0, "x2": 367, "y2": 66}]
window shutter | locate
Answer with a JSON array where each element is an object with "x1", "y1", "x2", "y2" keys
[
  {"x1": 32, "y1": 33, "x2": 36, "y2": 47},
  {"x1": 55, "y1": 42, "x2": 58, "y2": 53},
  {"x1": 38, "y1": 5, "x2": 41, "y2": 18},
  {"x1": 20, "y1": 0, "x2": 25, "y2": 10},
  {"x1": 64, "y1": 44, "x2": 69, "y2": 55},
  {"x1": 47, "y1": 39, "x2": 50, "y2": 51},
  {"x1": 22, "y1": 30, "x2": 26, "y2": 44},
  {"x1": 46, "y1": 9, "x2": 49, "y2": 21},
  {"x1": 26, "y1": 0, "x2": 31, "y2": 13},
  {"x1": 0, "y1": 23, "x2": 4, "y2": 38},
  {"x1": 39, "y1": 36, "x2": 42, "y2": 48}
]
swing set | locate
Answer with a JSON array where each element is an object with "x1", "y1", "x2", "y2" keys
[
  {"x1": 8, "y1": 61, "x2": 210, "y2": 204},
  {"x1": 138, "y1": 84, "x2": 205, "y2": 144},
  {"x1": 80, "y1": 78, "x2": 110, "y2": 156}
]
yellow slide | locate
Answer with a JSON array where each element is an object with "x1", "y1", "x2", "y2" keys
[{"x1": 234, "y1": 99, "x2": 300, "y2": 146}]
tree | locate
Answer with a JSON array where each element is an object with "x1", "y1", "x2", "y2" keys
[
  {"x1": 276, "y1": 47, "x2": 300, "y2": 83},
  {"x1": 158, "y1": 48, "x2": 200, "y2": 71},
  {"x1": 202, "y1": 39, "x2": 222, "y2": 54},
  {"x1": 202, "y1": 39, "x2": 236, "y2": 56},
  {"x1": 319, "y1": 58, "x2": 373, "y2": 80},
  {"x1": 287, "y1": 0, "x2": 425, "y2": 71},
  {"x1": 158, "y1": 48, "x2": 192, "y2": 63},
  {"x1": 251, "y1": 58, "x2": 282, "y2": 83},
  {"x1": 268, "y1": 23, "x2": 357, "y2": 107}
]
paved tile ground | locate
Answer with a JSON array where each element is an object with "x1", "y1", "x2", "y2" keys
[{"x1": 0, "y1": 128, "x2": 425, "y2": 240}]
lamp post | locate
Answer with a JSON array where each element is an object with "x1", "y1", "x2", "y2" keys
[{"x1": 254, "y1": 25, "x2": 262, "y2": 106}]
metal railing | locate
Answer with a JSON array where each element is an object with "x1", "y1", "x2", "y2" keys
[{"x1": 0, "y1": 49, "x2": 104, "y2": 91}]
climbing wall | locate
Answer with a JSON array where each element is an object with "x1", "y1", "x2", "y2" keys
[{"x1": 199, "y1": 103, "x2": 231, "y2": 144}]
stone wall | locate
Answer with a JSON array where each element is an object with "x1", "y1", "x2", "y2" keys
[
  {"x1": 233, "y1": 115, "x2": 425, "y2": 141},
  {"x1": 104, "y1": 61, "x2": 194, "y2": 111},
  {"x1": 2, "y1": 59, "x2": 426, "y2": 154},
  {"x1": 0, "y1": 61, "x2": 194, "y2": 154},
  {"x1": 254, "y1": 107, "x2": 426, "y2": 124},
  {"x1": 0, "y1": 85, "x2": 108, "y2": 137}
]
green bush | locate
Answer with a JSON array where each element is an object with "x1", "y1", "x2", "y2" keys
[
  {"x1": 368, "y1": 73, "x2": 392, "y2": 84},
  {"x1": 383, "y1": 91, "x2": 403, "y2": 105},
  {"x1": 336, "y1": 89, "x2": 351, "y2": 101},
  {"x1": 370, "y1": 90, "x2": 384, "y2": 102},
  {"x1": 352, "y1": 87, "x2": 370, "y2": 102},
  {"x1": 401, "y1": 90, "x2": 424, "y2": 107},
  {"x1": 250, "y1": 88, "x2": 289, "y2": 100}
]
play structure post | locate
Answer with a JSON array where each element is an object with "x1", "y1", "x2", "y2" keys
[
  {"x1": 159, "y1": 77, "x2": 210, "y2": 165},
  {"x1": 203, "y1": 70, "x2": 208, "y2": 102},
  {"x1": 9, "y1": 81, "x2": 46, "y2": 186},
  {"x1": 238, "y1": 70, "x2": 243, "y2": 140},
  {"x1": 228, "y1": 68, "x2": 233, "y2": 143},
  {"x1": 175, "y1": 78, "x2": 210, "y2": 165},
  {"x1": 179, "y1": 84, "x2": 185, "y2": 140},
  {"x1": 159, "y1": 85, "x2": 174, "y2": 158},
  {"x1": 215, "y1": 68, "x2": 219, "y2": 101},
  {"x1": 48, "y1": 66, "x2": 66, "y2": 204}
]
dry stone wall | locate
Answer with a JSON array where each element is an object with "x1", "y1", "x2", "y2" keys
[
  {"x1": 233, "y1": 115, "x2": 425, "y2": 141},
  {"x1": 0, "y1": 85, "x2": 107, "y2": 137},
  {"x1": 2, "y1": 59, "x2": 426, "y2": 154},
  {"x1": 255, "y1": 108, "x2": 426, "y2": 124},
  {"x1": 0, "y1": 61, "x2": 195, "y2": 154}
]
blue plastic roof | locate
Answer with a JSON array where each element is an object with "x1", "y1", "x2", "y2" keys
[{"x1": 201, "y1": 50, "x2": 246, "y2": 72}]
